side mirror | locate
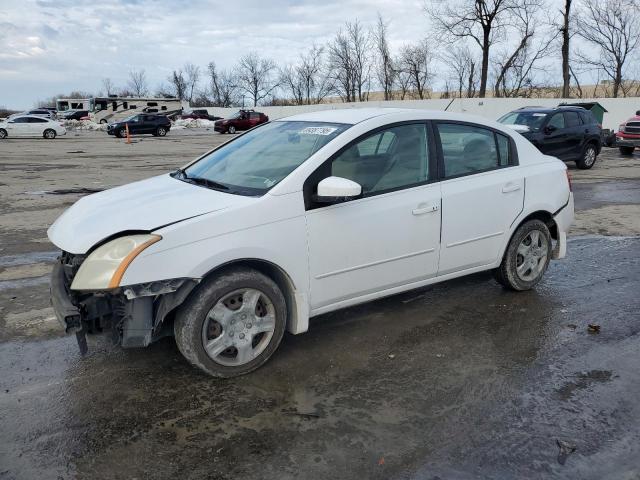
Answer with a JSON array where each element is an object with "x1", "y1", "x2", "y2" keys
[
  {"x1": 544, "y1": 124, "x2": 557, "y2": 134},
  {"x1": 313, "y1": 176, "x2": 362, "y2": 204}
]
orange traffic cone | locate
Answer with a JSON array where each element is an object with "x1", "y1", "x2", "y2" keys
[{"x1": 125, "y1": 123, "x2": 131, "y2": 144}]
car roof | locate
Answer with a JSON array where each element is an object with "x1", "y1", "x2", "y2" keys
[
  {"x1": 12, "y1": 115, "x2": 52, "y2": 120},
  {"x1": 278, "y1": 108, "x2": 413, "y2": 125},
  {"x1": 513, "y1": 106, "x2": 587, "y2": 114}
]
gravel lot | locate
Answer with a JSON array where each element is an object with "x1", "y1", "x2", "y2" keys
[{"x1": 1, "y1": 130, "x2": 639, "y2": 479}]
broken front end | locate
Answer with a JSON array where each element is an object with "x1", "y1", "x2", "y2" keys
[{"x1": 50, "y1": 251, "x2": 198, "y2": 354}]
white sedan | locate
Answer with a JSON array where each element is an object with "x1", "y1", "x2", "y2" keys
[
  {"x1": 48, "y1": 108, "x2": 574, "y2": 377},
  {"x1": 0, "y1": 115, "x2": 66, "y2": 139}
]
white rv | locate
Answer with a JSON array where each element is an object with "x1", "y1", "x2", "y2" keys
[
  {"x1": 56, "y1": 98, "x2": 90, "y2": 112},
  {"x1": 89, "y1": 97, "x2": 183, "y2": 124}
]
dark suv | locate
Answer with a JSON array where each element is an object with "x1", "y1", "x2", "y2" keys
[
  {"x1": 214, "y1": 110, "x2": 268, "y2": 134},
  {"x1": 498, "y1": 106, "x2": 602, "y2": 169},
  {"x1": 107, "y1": 114, "x2": 171, "y2": 138},
  {"x1": 179, "y1": 109, "x2": 222, "y2": 121}
]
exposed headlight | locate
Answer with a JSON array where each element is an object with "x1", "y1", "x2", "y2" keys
[{"x1": 71, "y1": 234, "x2": 161, "y2": 290}]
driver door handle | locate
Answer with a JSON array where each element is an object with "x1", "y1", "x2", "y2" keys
[{"x1": 412, "y1": 203, "x2": 440, "y2": 215}]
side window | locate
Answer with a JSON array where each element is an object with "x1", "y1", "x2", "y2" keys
[
  {"x1": 123, "y1": 101, "x2": 129, "y2": 109},
  {"x1": 147, "y1": 102, "x2": 158, "y2": 107},
  {"x1": 496, "y1": 133, "x2": 510, "y2": 166},
  {"x1": 32, "y1": 118, "x2": 48, "y2": 123},
  {"x1": 112, "y1": 101, "x2": 118, "y2": 111},
  {"x1": 436, "y1": 123, "x2": 501, "y2": 177},
  {"x1": 130, "y1": 105, "x2": 137, "y2": 109},
  {"x1": 578, "y1": 111, "x2": 591, "y2": 124},
  {"x1": 564, "y1": 111, "x2": 581, "y2": 127},
  {"x1": 331, "y1": 123, "x2": 429, "y2": 195},
  {"x1": 547, "y1": 113, "x2": 565, "y2": 129},
  {"x1": 12, "y1": 117, "x2": 29, "y2": 123},
  {"x1": 161, "y1": 106, "x2": 167, "y2": 111}
]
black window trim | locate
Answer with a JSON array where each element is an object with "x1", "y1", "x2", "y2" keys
[
  {"x1": 432, "y1": 120, "x2": 519, "y2": 182},
  {"x1": 303, "y1": 120, "x2": 438, "y2": 211}
]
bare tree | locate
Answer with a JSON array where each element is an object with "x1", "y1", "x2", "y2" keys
[
  {"x1": 559, "y1": 0, "x2": 572, "y2": 97},
  {"x1": 236, "y1": 52, "x2": 278, "y2": 106},
  {"x1": 327, "y1": 20, "x2": 372, "y2": 102},
  {"x1": 183, "y1": 63, "x2": 201, "y2": 103},
  {"x1": 280, "y1": 45, "x2": 333, "y2": 105},
  {"x1": 426, "y1": 0, "x2": 516, "y2": 98},
  {"x1": 395, "y1": 60, "x2": 412, "y2": 100},
  {"x1": 492, "y1": 0, "x2": 558, "y2": 97},
  {"x1": 169, "y1": 70, "x2": 188, "y2": 100},
  {"x1": 575, "y1": 0, "x2": 640, "y2": 98},
  {"x1": 445, "y1": 45, "x2": 478, "y2": 98},
  {"x1": 374, "y1": 14, "x2": 395, "y2": 100},
  {"x1": 399, "y1": 39, "x2": 434, "y2": 99},
  {"x1": 207, "y1": 62, "x2": 239, "y2": 107},
  {"x1": 127, "y1": 69, "x2": 149, "y2": 96},
  {"x1": 101, "y1": 78, "x2": 116, "y2": 96}
]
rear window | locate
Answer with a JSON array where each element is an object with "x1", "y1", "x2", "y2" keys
[
  {"x1": 579, "y1": 111, "x2": 595, "y2": 124},
  {"x1": 498, "y1": 111, "x2": 548, "y2": 131}
]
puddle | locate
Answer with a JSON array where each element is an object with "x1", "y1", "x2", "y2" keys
[
  {"x1": 0, "y1": 251, "x2": 59, "y2": 267},
  {"x1": 25, "y1": 187, "x2": 104, "y2": 195}
]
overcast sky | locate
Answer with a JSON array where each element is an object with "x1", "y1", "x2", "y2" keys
[{"x1": 0, "y1": 0, "x2": 434, "y2": 109}]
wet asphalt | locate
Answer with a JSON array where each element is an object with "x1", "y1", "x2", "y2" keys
[{"x1": 1, "y1": 134, "x2": 640, "y2": 479}]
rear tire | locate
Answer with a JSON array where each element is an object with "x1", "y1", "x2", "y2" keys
[
  {"x1": 619, "y1": 146, "x2": 635, "y2": 156},
  {"x1": 156, "y1": 126, "x2": 167, "y2": 137},
  {"x1": 576, "y1": 143, "x2": 597, "y2": 169},
  {"x1": 228, "y1": 125, "x2": 236, "y2": 134},
  {"x1": 43, "y1": 129, "x2": 56, "y2": 139},
  {"x1": 0, "y1": 129, "x2": 7, "y2": 139},
  {"x1": 494, "y1": 219, "x2": 552, "y2": 291},
  {"x1": 174, "y1": 267, "x2": 287, "y2": 378},
  {"x1": 100, "y1": 119, "x2": 108, "y2": 124}
]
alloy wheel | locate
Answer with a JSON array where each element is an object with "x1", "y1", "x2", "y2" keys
[{"x1": 515, "y1": 229, "x2": 549, "y2": 282}]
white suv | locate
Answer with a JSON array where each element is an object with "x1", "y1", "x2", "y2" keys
[{"x1": 48, "y1": 108, "x2": 574, "y2": 377}]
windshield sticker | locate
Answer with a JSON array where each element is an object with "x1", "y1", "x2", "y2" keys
[
  {"x1": 299, "y1": 126, "x2": 337, "y2": 135},
  {"x1": 532, "y1": 113, "x2": 546, "y2": 116}
]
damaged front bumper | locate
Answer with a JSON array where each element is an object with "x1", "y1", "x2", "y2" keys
[{"x1": 50, "y1": 254, "x2": 198, "y2": 354}]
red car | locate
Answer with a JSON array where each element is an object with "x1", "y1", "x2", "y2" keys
[
  {"x1": 616, "y1": 111, "x2": 640, "y2": 155},
  {"x1": 179, "y1": 109, "x2": 221, "y2": 121},
  {"x1": 214, "y1": 110, "x2": 268, "y2": 134}
]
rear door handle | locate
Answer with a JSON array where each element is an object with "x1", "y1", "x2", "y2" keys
[
  {"x1": 502, "y1": 183, "x2": 521, "y2": 193},
  {"x1": 412, "y1": 203, "x2": 440, "y2": 215}
]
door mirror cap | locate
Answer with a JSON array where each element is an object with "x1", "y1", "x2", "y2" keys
[
  {"x1": 544, "y1": 124, "x2": 557, "y2": 134},
  {"x1": 313, "y1": 176, "x2": 362, "y2": 203}
]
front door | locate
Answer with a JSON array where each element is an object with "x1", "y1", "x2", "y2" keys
[
  {"x1": 7, "y1": 117, "x2": 30, "y2": 136},
  {"x1": 539, "y1": 112, "x2": 569, "y2": 159},
  {"x1": 435, "y1": 122, "x2": 524, "y2": 275},
  {"x1": 305, "y1": 122, "x2": 441, "y2": 310}
]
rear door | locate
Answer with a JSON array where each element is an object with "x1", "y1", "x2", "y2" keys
[
  {"x1": 563, "y1": 111, "x2": 583, "y2": 159},
  {"x1": 30, "y1": 117, "x2": 49, "y2": 136},
  {"x1": 435, "y1": 122, "x2": 524, "y2": 275}
]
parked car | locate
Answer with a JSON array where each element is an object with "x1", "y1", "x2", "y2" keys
[
  {"x1": 180, "y1": 109, "x2": 222, "y2": 121},
  {"x1": 498, "y1": 106, "x2": 602, "y2": 169},
  {"x1": 214, "y1": 109, "x2": 268, "y2": 134},
  {"x1": 106, "y1": 114, "x2": 171, "y2": 138},
  {"x1": 62, "y1": 110, "x2": 90, "y2": 121},
  {"x1": 0, "y1": 115, "x2": 66, "y2": 139},
  {"x1": 48, "y1": 108, "x2": 574, "y2": 377},
  {"x1": 615, "y1": 110, "x2": 640, "y2": 155}
]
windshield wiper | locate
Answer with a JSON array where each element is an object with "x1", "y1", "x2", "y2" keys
[{"x1": 183, "y1": 175, "x2": 229, "y2": 191}]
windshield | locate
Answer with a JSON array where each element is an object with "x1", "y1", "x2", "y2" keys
[
  {"x1": 498, "y1": 111, "x2": 548, "y2": 131},
  {"x1": 227, "y1": 112, "x2": 242, "y2": 119},
  {"x1": 122, "y1": 115, "x2": 138, "y2": 122},
  {"x1": 183, "y1": 121, "x2": 349, "y2": 195}
]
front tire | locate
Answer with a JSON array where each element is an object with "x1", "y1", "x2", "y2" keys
[
  {"x1": 0, "y1": 129, "x2": 7, "y2": 139},
  {"x1": 228, "y1": 125, "x2": 236, "y2": 134},
  {"x1": 576, "y1": 143, "x2": 597, "y2": 169},
  {"x1": 174, "y1": 267, "x2": 287, "y2": 378},
  {"x1": 100, "y1": 119, "x2": 108, "y2": 124},
  {"x1": 494, "y1": 219, "x2": 552, "y2": 291},
  {"x1": 43, "y1": 129, "x2": 56, "y2": 139},
  {"x1": 116, "y1": 128, "x2": 126, "y2": 138},
  {"x1": 619, "y1": 146, "x2": 635, "y2": 156}
]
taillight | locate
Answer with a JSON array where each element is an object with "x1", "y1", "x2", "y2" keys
[{"x1": 566, "y1": 170, "x2": 572, "y2": 192}]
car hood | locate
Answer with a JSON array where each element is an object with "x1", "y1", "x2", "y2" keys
[{"x1": 48, "y1": 173, "x2": 251, "y2": 254}]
